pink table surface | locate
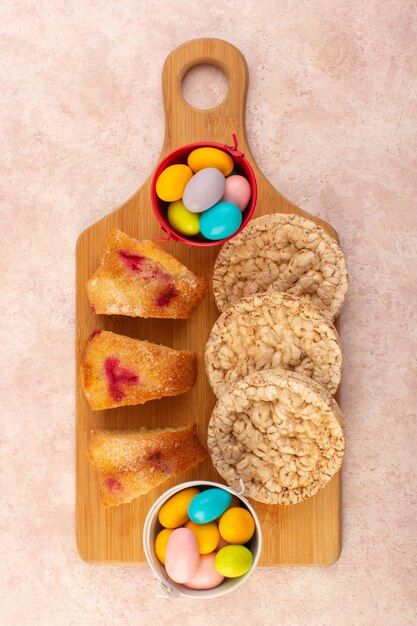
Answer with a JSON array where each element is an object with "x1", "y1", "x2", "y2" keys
[{"x1": 1, "y1": 1, "x2": 416, "y2": 625}]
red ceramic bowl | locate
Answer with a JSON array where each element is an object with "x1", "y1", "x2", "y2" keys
[{"x1": 151, "y1": 136, "x2": 257, "y2": 246}]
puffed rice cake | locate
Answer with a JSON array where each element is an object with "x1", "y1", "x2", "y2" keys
[
  {"x1": 207, "y1": 369, "x2": 345, "y2": 505},
  {"x1": 205, "y1": 292, "x2": 342, "y2": 396},
  {"x1": 212, "y1": 213, "x2": 348, "y2": 321}
]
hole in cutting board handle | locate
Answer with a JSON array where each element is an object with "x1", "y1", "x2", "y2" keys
[{"x1": 182, "y1": 63, "x2": 228, "y2": 110}]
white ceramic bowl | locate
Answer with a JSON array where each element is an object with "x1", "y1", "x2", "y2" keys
[{"x1": 143, "y1": 480, "x2": 262, "y2": 599}]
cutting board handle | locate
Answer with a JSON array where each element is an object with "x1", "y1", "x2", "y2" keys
[{"x1": 161, "y1": 38, "x2": 248, "y2": 152}]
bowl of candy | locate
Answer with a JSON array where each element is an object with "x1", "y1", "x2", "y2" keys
[
  {"x1": 143, "y1": 480, "x2": 262, "y2": 598},
  {"x1": 151, "y1": 135, "x2": 257, "y2": 246}
]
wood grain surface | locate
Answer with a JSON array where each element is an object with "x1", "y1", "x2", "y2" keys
[{"x1": 76, "y1": 38, "x2": 342, "y2": 566}]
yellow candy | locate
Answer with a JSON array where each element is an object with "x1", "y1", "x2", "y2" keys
[
  {"x1": 218, "y1": 507, "x2": 255, "y2": 544},
  {"x1": 187, "y1": 147, "x2": 234, "y2": 176},
  {"x1": 215, "y1": 545, "x2": 253, "y2": 578},
  {"x1": 154, "y1": 528, "x2": 173, "y2": 564},
  {"x1": 156, "y1": 164, "x2": 193, "y2": 202},
  {"x1": 185, "y1": 520, "x2": 220, "y2": 555},
  {"x1": 167, "y1": 200, "x2": 200, "y2": 236},
  {"x1": 158, "y1": 487, "x2": 200, "y2": 529}
]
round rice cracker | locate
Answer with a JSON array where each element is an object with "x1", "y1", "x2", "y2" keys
[
  {"x1": 207, "y1": 369, "x2": 345, "y2": 505},
  {"x1": 213, "y1": 213, "x2": 348, "y2": 321},
  {"x1": 205, "y1": 292, "x2": 342, "y2": 397}
]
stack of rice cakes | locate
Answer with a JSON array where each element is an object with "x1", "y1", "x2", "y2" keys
[{"x1": 206, "y1": 213, "x2": 348, "y2": 505}]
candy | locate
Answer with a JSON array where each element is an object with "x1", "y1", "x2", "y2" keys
[
  {"x1": 165, "y1": 528, "x2": 199, "y2": 584},
  {"x1": 219, "y1": 507, "x2": 255, "y2": 544},
  {"x1": 187, "y1": 147, "x2": 234, "y2": 176},
  {"x1": 167, "y1": 200, "x2": 200, "y2": 236},
  {"x1": 154, "y1": 486, "x2": 256, "y2": 591},
  {"x1": 155, "y1": 528, "x2": 173, "y2": 564},
  {"x1": 154, "y1": 144, "x2": 253, "y2": 242},
  {"x1": 200, "y1": 201, "x2": 242, "y2": 241},
  {"x1": 183, "y1": 553, "x2": 224, "y2": 590},
  {"x1": 158, "y1": 487, "x2": 200, "y2": 529},
  {"x1": 214, "y1": 545, "x2": 253, "y2": 578},
  {"x1": 183, "y1": 168, "x2": 225, "y2": 213},
  {"x1": 185, "y1": 520, "x2": 220, "y2": 554},
  {"x1": 188, "y1": 488, "x2": 232, "y2": 524},
  {"x1": 222, "y1": 175, "x2": 251, "y2": 211},
  {"x1": 156, "y1": 164, "x2": 193, "y2": 202}
]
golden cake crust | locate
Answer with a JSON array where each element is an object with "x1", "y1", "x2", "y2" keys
[
  {"x1": 88, "y1": 424, "x2": 207, "y2": 507},
  {"x1": 86, "y1": 229, "x2": 207, "y2": 318},
  {"x1": 80, "y1": 330, "x2": 197, "y2": 410}
]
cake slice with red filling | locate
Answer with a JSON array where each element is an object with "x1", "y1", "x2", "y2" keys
[
  {"x1": 88, "y1": 424, "x2": 207, "y2": 507},
  {"x1": 80, "y1": 330, "x2": 197, "y2": 410},
  {"x1": 86, "y1": 229, "x2": 207, "y2": 318}
]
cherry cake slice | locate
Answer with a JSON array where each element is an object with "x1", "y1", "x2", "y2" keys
[
  {"x1": 80, "y1": 330, "x2": 197, "y2": 410},
  {"x1": 88, "y1": 424, "x2": 207, "y2": 507},
  {"x1": 86, "y1": 229, "x2": 207, "y2": 318}
]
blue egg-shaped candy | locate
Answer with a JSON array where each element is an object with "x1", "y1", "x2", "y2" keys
[
  {"x1": 188, "y1": 488, "x2": 232, "y2": 524},
  {"x1": 200, "y1": 201, "x2": 242, "y2": 241}
]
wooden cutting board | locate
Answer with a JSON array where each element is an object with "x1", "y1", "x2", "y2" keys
[{"x1": 76, "y1": 38, "x2": 342, "y2": 566}]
